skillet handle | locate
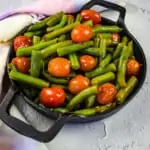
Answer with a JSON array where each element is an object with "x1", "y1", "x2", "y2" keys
[
  {"x1": 81, "y1": 0, "x2": 126, "y2": 25},
  {"x1": 0, "y1": 84, "x2": 71, "y2": 143}
]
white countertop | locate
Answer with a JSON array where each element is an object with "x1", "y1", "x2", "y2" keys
[{"x1": 0, "y1": 1, "x2": 150, "y2": 150}]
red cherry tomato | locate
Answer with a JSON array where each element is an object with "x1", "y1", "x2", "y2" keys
[
  {"x1": 39, "y1": 87, "x2": 66, "y2": 108},
  {"x1": 79, "y1": 55, "x2": 97, "y2": 72},
  {"x1": 13, "y1": 36, "x2": 32, "y2": 52},
  {"x1": 71, "y1": 24, "x2": 93, "y2": 43},
  {"x1": 68, "y1": 75, "x2": 90, "y2": 94},
  {"x1": 112, "y1": 33, "x2": 120, "y2": 42},
  {"x1": 48, "y1": 57, "x2": 71, "y2": 77},
  {"x1": 127, "y1": 58, "x2": 141, "y2": 76},
  {"x1": 80, "y1": 9, "x2": 101, "y2": 24},
  {"x1": 97, "y1": 83, "x2": 117, "y2": 105},
  {"x1": 12, "y1": 57, "x2": 31, "y2": 73}
]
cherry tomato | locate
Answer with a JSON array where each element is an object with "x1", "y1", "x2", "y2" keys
[
  {"x1": 71, "y1": 24, "x2": 93, "y2": 43},
  {"x1": 112, "y1": 33, "x2": 120, "y2": 42},
  {"x1": 68, "y1": 75, "x2": 90, "y2": 94},
  {"x1": 79, "y1": 55, "x2": 97, "y2": 72},
  {"x1": 127, "y1": 58, "x2": 141, "y2": 76},
  {"x1": 80, "y1": 9, "x2": 101, "y2": 24},
  {"x1": 12, "y1": 57, "x2": 31, "y2": 74},
  {"x1": 40, "y1": 87, "x2": 66, "y2": 108},
  {"x1": 13, "y1": 36, "x2": 32, "y2": 52},
  {"x1": 97, "y1": 83, "x2": 117, "y2": 105},
  {"x1": 48, "y1": 57, "x2": 71, "y2": 77},
  {"x1": 67, "y1": 14, "x2": 75, "y2": 21}
]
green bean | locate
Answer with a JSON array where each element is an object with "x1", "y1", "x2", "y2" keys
[
  {"x1": 47, "y1": 12, "x2": 64, "y2": 26},
  {"x1": 75, "y1": 14, "x2": 82, "y2": 22},
  {"x1": 34, "y1": 97, "x2": 39, "y2": 103},
  {"x1": 86, "y1": 95, "x2": 96, "y2": 108},
  {"x1": 68, "y1": 18, "x2": 74, "y2": 25},
  {"x1": 107, "y1": 47, "x2": 114, "y2": 53},
  {"x1": 122, "y1": 36, "x2": 128, "y2": 45},
  {"x1": 115, "y1": 82, "x2": 121, "y2": 90},
  {"x1": 33, "y1": 36, "x2": 40, "y2": 45},
  {"x1": 113, "y1": 58, "x2": 119, "y2": 67},
  {"x1": 117, "y1": 45, "x2": 130, "y2": 87},
  {"x1": 85, "y1": 63, "x2": 116, "y2": 78},
  {"x1": 42, "y1": 71, "x2": 68, "y2": 84},
  {"x1": 30, "y1": 50, "x2": 42, "y2": 77},
  {"x1": 83, "y1": 20, "x2": 93, "y2": 27},
  {"x1": 43, "y1": 21, "x2": 80, "y2": 40},
  {"x1": 73, "y1": 108, "x2": 96, "y2": 116},
  {"x1": 7, "y1": 63, "x2": 17, "y2": 71},
  {"x1": 113, "y1": 43, "x2": 124, "y2": 59},
  {"x1": 81, "y1": 47, "x2": 100, "y2": 56},
  {"x1": 51, "y1": 84, "x2": 68, "y2": 90},
  {"x1": 93, "y1": 25, "x2": 123, "y2": 33},
  {"x1": 47, "y1": 14, "x2": 68, "y2": 32},
  {"x1": 24, "y1": 30, "x2": 44, "y2": 37},
  {"x1": 69, "y1": 53, "x2": 80, "y2": 70},
  {"x1": 99, "y1": 39, "x2": 107, "y2": 58},
  {"x1": 17, "y1": 38, "x2": 58, "y2": 56},
  {"x1": 66, "y1": 86, "x2": 97, "y2": 111},
  {"x1": 66, "y1": 93, "x2": 74, "y2": 102},
  {"x1": 58, "y1": 34, "x2": 67, "y2": 42},
  {"x1": 41, "y1": 40, "x2": 72, "y2": 58},
  {"x1": 116, "y1": 76, "x2": 138, "y2": 104},
  {"x1": 128, "y1": 41, "x2": 134, "y2": 58},
  {"x1": 27, "y1": 22, "x2": 46, "y2": 32},
  {"x1": 94, "y1": 37, "x2": 100, "y2": 48},
  {"x1": 97, "y1": 33, "x2": 112, "y2": 39},
  {"x1": 91, "y1": 72, "x2": 115, "y2": 85},
  {"x1": 53, "y1": 108, "x2": 69, "y2": 113},
  {"x1": 100, "y1": 54, "x2": 112, "y2": 67},
  {"x1": 95, "y1": 103, "x2": 116, "y2": 113},
  {"x1": 9, "y1": 70, "x2": 49, "y2": 89},
  {"x1": 66, "y1": 71, "x2": 77, "y2": 80},
  {"x1": 57, "y1": 41, "x2": 93, "y2": 56},
  {"x1": 106, "y1": 39, "x2": 119, "y2": 46}
]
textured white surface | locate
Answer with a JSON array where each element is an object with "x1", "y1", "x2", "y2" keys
[{"x1": 0, "y1": 0, "x2": 150, "y2": 150}]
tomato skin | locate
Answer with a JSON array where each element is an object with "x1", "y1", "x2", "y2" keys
[
  {"x1": 80, "y1": 9, "x2": 101, "y2": 24},
  {"x1": 79, "y1": 55, "x2": 97, "y2": 72},
  {"x1": 71, "y1": 24, "x2": 93, "y2": 43},
  {"x1": 127, "y1": 59, "x2": 140, "y2": 76},
  {"x1": 13, "y1": 36, "x2": 32, "y2": 52},
  {"x1": 112, "y1": 33, "x2": 120, "y2": 42},
  {"x1": 12, "y1": 57, "x2": 31, "y2": 73},
  {"x1": 48, "y1": 57, "x2": 71, "y2": 77},
  {"x1": 68, "y1": 75, "x2": 90, "y2": 94},
  {"x1": 97, "y1": 83, "x2": 117, "y2": 105},
  {"x1": 40, "y1": 87, "x2": 66, "y2": 108}
]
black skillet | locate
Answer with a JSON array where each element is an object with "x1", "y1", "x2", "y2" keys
[{"x1": 0, "y1": 0, "x2": 147, "y2": 143}]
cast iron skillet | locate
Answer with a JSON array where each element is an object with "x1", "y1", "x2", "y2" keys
[{"x1": 0, "y1": 0, "x2": 147, "y2": 143}]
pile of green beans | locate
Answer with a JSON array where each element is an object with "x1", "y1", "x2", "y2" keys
[{"x1": 9, "y1": 11, "x2": 140, "y2": 117}]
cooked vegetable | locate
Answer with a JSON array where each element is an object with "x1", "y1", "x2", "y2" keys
[
  {"x1": 9, "y1": 70, "x2": 49, "y2": 89},
  {"x1": 12, "y1": 57, "x2": 31, "y2": 74},
  {"x1": 71, "y1": 24, "x2": 93, "y2": 43},
  {"x1": 57, "y1": 41, "x2": 93, "y2": 56},
  {"x1": 80, "y1": 9, "x2": 101, "y2": 24},
  {"x1": 17, "y1": 38, "x2": 58, "y2": 56},
  {"x1": 112, "y1": 33, "x2": 120, "y2": 42},
  {"x1": 86, "y1": 95, "x2": 96, "y2": 108},
  {"x1": 66, "y1": 86, "x2": 97, "y2": 111},
  {"x1": 48, "y1": 57, "x2": 71, "y2": 77},
  {"x1": 30, "y1": 51, "x2": 43, "y2": 77},
  {"x1": 43, "y1": 21, "x2": 80, "y2": 40},
  {"x1": 97, "y1": 83, "x2": 117, "y2": 104},
  {"x1": 85, "y1": 63, "x2": 116, "y2": 78},
  {"x1": 53, "y1": 108, "x2": 69, "y2": 113},
  {"x1": 79, "y1": 55, "x2": 97, "y2": 72},
  {"x1": 41, "y1": 40, "x2": 72, "y2": 58},
  {"x1": 13, "y1": 36, "x2": 32, "y2": 52},
  {"x1": 68, "y1": 75, "x2": 90, "y2": 94},
  {"x1": 127, "y1": 58, "x2": 140, "y2": 76},
  {"x1": 75, "y1": 14, "x2": 82, "y2": 22},
  {"x1": 116, "y1": 76, "x2": 138, "y2": 104},
  {"x1": 81, "y1": 47, "x2": 100, "y2": 56},
  {"x1": 24, "y1": 30, "x2": 44, "y2": 38},
  {"x1": 33, "y1": 36, "x2": 40, "y2": 45},
  {"x1": 94, "y1": 37, "x2": 100, "y2": 48},
  {"x1": 100, "y1": 54, "x2": 112, "y2": 67},
  {"x1": 40, "y1": 87, "x2": 65, "y2": 107},
  {"x1": 83, "y1": 20, "x2": 93, "y2": 27},
  {"x1": 99, "y1": 39, "x2": 107, "y2": 58},
  {"x1": 91, "y1": 72, "x2": 115, "y2": 85},
  {"x1": 69, "y1": 53, "x2": 80, "y2": 70}
]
